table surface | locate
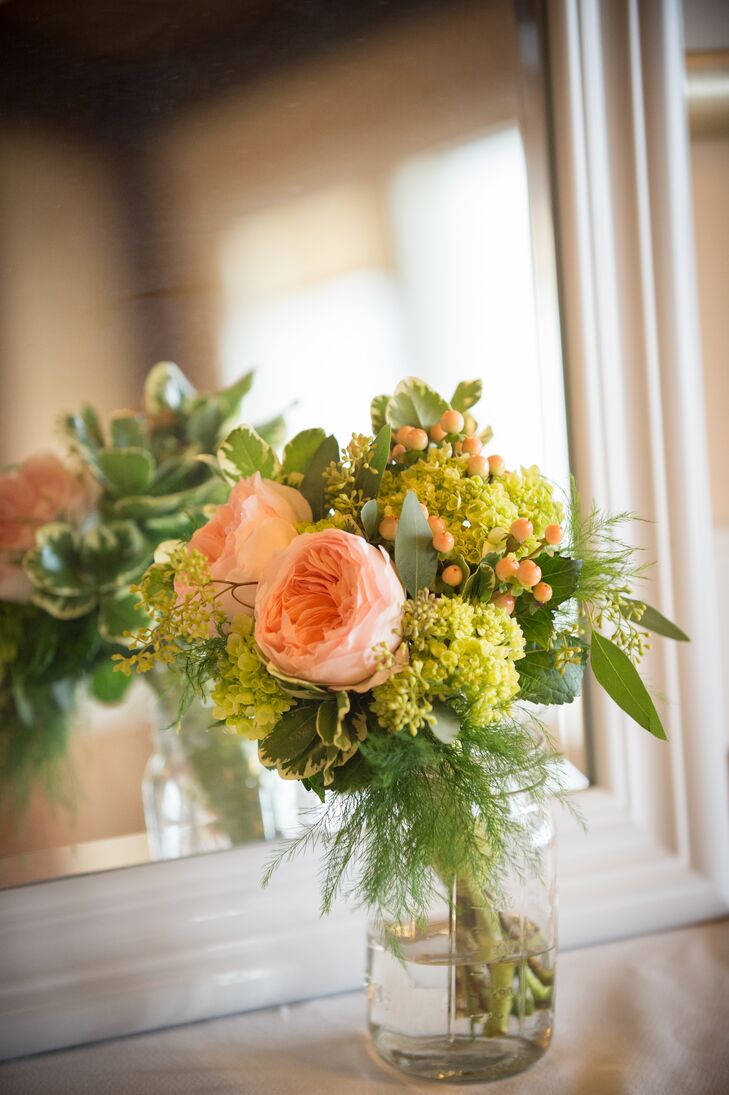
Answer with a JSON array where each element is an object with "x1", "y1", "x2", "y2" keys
[{"x1": 2, "y1": 919, "x2": 728, "y2": 1095}]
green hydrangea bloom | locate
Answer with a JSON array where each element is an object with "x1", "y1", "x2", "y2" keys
[
  {"x1": 370, "y1": 593, "x2": 525, "y2": 736},
  {"x1": 501, "y1": 465, "x2": 565, "y2": 557},
  {"x1": 211, "y1": 614, "x2": 293, "y2": 739},
  {"x1": 377, "y1": 448, "x2": 563, "y2": 564}
]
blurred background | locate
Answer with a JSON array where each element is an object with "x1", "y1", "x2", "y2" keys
[{"x1": 0, "y1": 0, "x2": 726, "y2": 887}]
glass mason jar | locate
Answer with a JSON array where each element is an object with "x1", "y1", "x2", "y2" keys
[
  {"x1": 366, "y1": 786, "x2": 556, "y2": 1083},
  {"x1": 142, "y1": 683, "x2": 301, "y2": 859}
]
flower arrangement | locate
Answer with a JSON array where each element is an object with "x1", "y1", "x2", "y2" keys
[
  {"x1": 121, "y1": 375, "x2": 687, "y2": 927},
  {"x1": 0, "y1": 362, "x2": 280, "y2": 811}
]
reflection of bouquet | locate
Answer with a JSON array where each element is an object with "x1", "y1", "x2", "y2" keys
[
  {"x1": 123, "y1": 375, "x2": 686, "y2": 923},
  {"x1": 0, "y1": 362, "x2": 279, "y2": 811}
]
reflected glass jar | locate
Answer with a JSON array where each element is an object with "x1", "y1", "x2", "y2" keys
[
  {"x1": 142, "y1": 684, "x2": 302, "y2": 859},
  {"x1": 366, "y1": 786, "x2": 556, "y2": 1083}
]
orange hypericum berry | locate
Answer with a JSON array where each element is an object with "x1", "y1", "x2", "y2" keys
[
  {"x1": 462, "y1": 436, "x2": 483, "y2": 456},
  {"x1": 395, "y1": 427, "x2": 414, "y2": 446},
  {"x1": 430, "y1": 423, "x2": 447, "y2": 443},
  {"x1": 517, "y1": 559, "x2": 542, "y2": 588},
  {"x1": 406, "y1": 428, "x2": 429, "y2": 451},
  {"x1": 439, "y1": 409, "x2": 465, "y2": 434},
  {"x1": 533, "y1": 582, "x2": 553, "y2": 603},
  {"x1": 442, "y1": 564, "x2": 464, "y2": 587},
  {"x1": 391, "y1": 443, "x2": 407, "y2": 462},
  {"x1": 495, "y1": 556, "x2": 519, "y2": 581},
  {"x1": 432, "y1": 530, "x2": 455, "y2": 553},
  {"x1": 467, "y1": 455, "x2": 489, "y2": 477},
  {"x1": 544, "y1": 524, "x2": 563, "y2": 546},
  {"x1": 491, "y1": 593, "x2": 516, "y2": 615},
  {"x1": 428, "y1": 515, "x2": 446, "y2": 535},
  {"x1": 488, "y1": 454, "x2": 505, "y2": 476},
  {"x1": 379, "y1": 516, "x2": 399, "y2": 540},
  {"x1": 510, "y1": 518, "x2": 533, "y2": 542}
]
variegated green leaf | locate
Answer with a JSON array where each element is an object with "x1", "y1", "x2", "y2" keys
[
  {"x1": 282, "y1": 428, "x2": 328, "y2": 476},
  {"x1": 450, "y1": 379, "x2": 482, "y2": 412},
  {"x1": 24, "y1": 523, "x2": 84, "y2": 596},
  {"x1": 218, "y1": 424, "x2": 277, "y2": 482},
  {"x1": 370, "y1": 394, "x2": 390, "y2": 434},
  {"x1": 386, "y1": 377, "x2": 449, "y2": 429},
  {"x1": 143, "y1": 361, "x2": 196, "y2": 415}
]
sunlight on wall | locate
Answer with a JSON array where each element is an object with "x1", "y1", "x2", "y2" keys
[{"x1": 219, "y1": 127, "x2": 569, "y2": 488}]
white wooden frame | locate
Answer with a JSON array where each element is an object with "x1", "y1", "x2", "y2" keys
[
  {"x1": 1, "y1": 0, "x2": 727, "y2": 1061},
  {"x1": 546, "y1": 0, "x2": 729, "y2": 939}
]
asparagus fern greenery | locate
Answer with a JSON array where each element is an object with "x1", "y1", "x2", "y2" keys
[
  {"x1": 0, "y1": 362, "x2": 274, "y2": 813},
  {"x1": 119, "y1": 374, "x2": 687, "y2": 925}
]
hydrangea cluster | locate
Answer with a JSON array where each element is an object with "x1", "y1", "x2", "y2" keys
[
  {"x1": 211, "y1": 615, "x2": 293, "y2": 738},
  {"x1": 371, "y1": 592, "x2": 525, "y2": 736}
]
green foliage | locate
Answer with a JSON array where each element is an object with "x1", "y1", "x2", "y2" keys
[
  {"x1": 462, "y1": 562, "x2": 496, "y2": 603},
  {"x1": 370, "y1": 394, "x2": 390, "y2": 434},
  {"x1": 299, "y1": 434, "x2": 339, "y2": 519},
  {"x1": 394, "y1": 490, "x2": 437, "y2": 596},
  {"x1": 516, "y1": 644, "x2": 586, "y2": 706},
  {"x1": 590, "y1": 631, "x2": 666, "y2": 738},
  {"x1": 24, "y1": 521, "x2": 148, "y2": 609},
  {"x1": 429, "y1": 701, "x2": 461, "y2": 744},
  {"x1": 217, "y1": 424, "x2": 278, "y2": 482},
  {"x1": 360, "y1": 498, "x2": 379, "y2": 540},
  {"x1": 450, "y1": 379, "x2": 482, "y2": 412},
  {"x1": 97, "y1": 447, "x2": 155, "y2": 494},
  {"x1": 354, "y1": 425, "x2": 391, "y2": 500},
  {"x1": 89, "y1": 659, "x2": 133, "y2": 703},
  {"x1": 97, "y1": 591, "x2": 148, "y2": 644},
  {"x1": 0, "y1": 601, "x2": 125, "y2": 813},
  {"x1": 533, "y1": 553, "x2": 582, "y2": 606},
  {"x1": 385, "y1": 377, "x2": 450, "y2": 429},
  {"x1": 264, "y1": 716, "x2": 562, "y2": 924},
  {"x1": 143, "y1": 360, "x2": 197, "y2": 414},
  {"x1": 259, "y1": 696, "x2": 366, "y2": 782},
  {"x1": 567, "y1": 481, "x2": 644, "y2": 604},
  {"x1": 109, "y1": 413, "x2": 145, "y2": 449},
  {"x1": 282, "y1": 428, "x2": 328, "y2": 476},
  {"x1": 516, "y1": 605, "x2": 554, "y2": 648},
  {"x1": 622, "y1": 600, "x2": 689, "y2": 642}
]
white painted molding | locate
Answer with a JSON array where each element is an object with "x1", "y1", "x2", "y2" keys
[
  {"x1": 546, "y1": 0, "x2": 729, "y2": 908},
  {"x1": 0, "y1": 844, "x2": 367, "y2": 1060}
]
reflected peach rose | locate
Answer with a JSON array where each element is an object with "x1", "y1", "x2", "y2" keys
[
  {"x1": 183, "y1": 472, "x2": 312, "y2": 619},
  {"x1": 0, "y1": 451, "x2": 90, "y2": 603},
  {"x1": 254, "y1": 528, "x2": 405, "y2": 690}
]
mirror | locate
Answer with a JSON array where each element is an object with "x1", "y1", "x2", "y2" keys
[{"x1": 0, "y1": 0, "x2": 585, "y2": 889}]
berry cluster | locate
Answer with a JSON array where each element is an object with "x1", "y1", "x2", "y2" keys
[
  {"x1": 490, "y1": 520, "x2": 564, "y2": 615},
  {"x1": 382, "y1": 408, "x2": 564, "y2": 613}
]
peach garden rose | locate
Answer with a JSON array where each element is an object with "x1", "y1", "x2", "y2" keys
[
  {"x1": 0, "y1": 451, "x2": 89, "y2": 602},
  {"x1": 254, "y1": 528, "x2": 406, "y2": 690},
  {"x1": 182, "y1": 471, "x2": 313, "y2": 619}
]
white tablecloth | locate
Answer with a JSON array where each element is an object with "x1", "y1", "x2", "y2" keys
[{"x1": 2, "y1": 919, "x2": 728, "y2": 1094}]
